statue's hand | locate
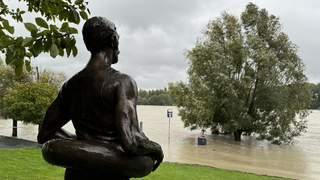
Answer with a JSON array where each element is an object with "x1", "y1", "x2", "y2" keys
[{"x1": 152, "y1": 149, "x2": 164, "y2": 172}]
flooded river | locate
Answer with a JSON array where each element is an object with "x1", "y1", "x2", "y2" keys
[{"x1": 0, "y1": 106, "x2": 319, "y2": 180}]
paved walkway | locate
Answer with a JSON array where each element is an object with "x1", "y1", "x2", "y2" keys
[{"x1": 0, "y1": 135, "x2": 40, "y2": 150}]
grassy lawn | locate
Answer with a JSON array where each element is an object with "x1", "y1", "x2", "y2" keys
[
  {"x1": 0, "y1": 147, "x2": 64, "y2": 180},
  {"x1": 0, "y1": 147, "x2": 286, "y2": 180}
]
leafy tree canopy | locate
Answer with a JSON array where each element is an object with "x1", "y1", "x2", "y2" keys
[
  {"x1": 3, "y1": 76, "x2": 58, "y2": 125},
  {"x1": 0, "y1": 0, "x2": 89, "y2": 75},
  {"x1": 0, "y1": 57, "x2": 32, "y2": 117},
  {"x1": 169, "y1": 3, "x2": 311, "y2": 144},
  {"x1": 0, "y1": 58, "x2": 67, "y2": 119}
]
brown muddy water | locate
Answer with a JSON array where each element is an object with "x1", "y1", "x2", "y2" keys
[{"x1": 0, "y1": 106, "x2": 319, "y2": 180}]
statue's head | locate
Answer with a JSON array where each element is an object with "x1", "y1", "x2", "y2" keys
[{"x1": 82, "y1": 17, "x2": 119, "y2": 54}]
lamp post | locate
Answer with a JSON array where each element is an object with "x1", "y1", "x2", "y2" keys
[{"x1": 167, "y1": 109, "x2": 173, "y2": 140}]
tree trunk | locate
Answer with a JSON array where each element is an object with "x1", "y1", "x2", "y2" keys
[
  {"x1": 234, "y1": 130, "x2": 242, "y2": 141},
  {"x1": 12, "y1": 119, "x2": 17, "y2": 137}
]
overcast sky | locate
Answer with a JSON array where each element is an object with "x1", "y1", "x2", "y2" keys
[{"x1": 4, "y1": 0, "x2": 320, "y2": 89}]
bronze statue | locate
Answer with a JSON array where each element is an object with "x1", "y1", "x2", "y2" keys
[{"x1": 37, "y1": 16, "x2": 163, "y2": 180}]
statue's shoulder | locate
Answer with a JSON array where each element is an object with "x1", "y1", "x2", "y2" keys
[
  {"x1": 101, "y1": 71, "x2": 137, "y2": 104},
  {"x1": 109, "y1": 70, "x2": 136, "y2": 85},
  {"x1": 117, "y1": 72, "x2": 135, "y2": 82}
]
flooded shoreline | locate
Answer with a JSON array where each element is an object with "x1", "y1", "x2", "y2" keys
[{"x1": 1, "y1": 105, "x2": 319, "y2": 180}]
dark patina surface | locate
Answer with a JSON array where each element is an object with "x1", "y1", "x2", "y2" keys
[{"x1": 38, "y1": 16, "x2": 163, "y2": 180}]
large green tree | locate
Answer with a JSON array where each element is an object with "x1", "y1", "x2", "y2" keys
[
  {"x1": 169, "y1": 3, "x2": 311, "y2": 144},
  {"x1": 0, "y1": 0, "x2": 89, "y2": 75}
]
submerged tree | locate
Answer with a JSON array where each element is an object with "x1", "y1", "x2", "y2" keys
[{"x1": 169, "y1": 3, "x2": 311, "y2": 144}]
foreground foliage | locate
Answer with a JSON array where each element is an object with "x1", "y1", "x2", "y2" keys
[
  {"x1": 0, "y1": 147, "x2": 285, "y2": 180},
  {"x1": 169, "y1": 3, "x2": 311, "y2": 144},
  {"x1": 0, "y1": 0, "x2": 89, "y2": 75}
]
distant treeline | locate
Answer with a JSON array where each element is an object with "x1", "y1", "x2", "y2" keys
[
  {"x1": 137, "y1": 83, "x2": 320, "y2": 108},
  {"x1": 310, "y1": 83, "x2": 320, "y2": 109},
  {"x1": 137, "y1": 88, "x2": 175, "y2": 106}
]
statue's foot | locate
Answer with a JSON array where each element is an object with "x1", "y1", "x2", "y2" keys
[
  {"x1": 42, "y1": 139, "x2": 154, "y2": 178},
  {"x1": 65, "y1": 168, "x2": 129, "y2": 180}
]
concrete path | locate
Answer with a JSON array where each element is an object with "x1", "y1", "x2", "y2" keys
[{"x1": 0, "y1": 135, "x2": 40, "y2": 150}]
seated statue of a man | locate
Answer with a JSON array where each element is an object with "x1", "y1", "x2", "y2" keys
[{"x1": 37, "y1": 16, "x2": 163, "y2": 180}]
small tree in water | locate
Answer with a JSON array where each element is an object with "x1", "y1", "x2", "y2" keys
[{"x1": 169, "y1": 3, "x2": 311, "y2": 144}]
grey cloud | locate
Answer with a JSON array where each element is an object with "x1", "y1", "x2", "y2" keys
[{"x1": 3, "y1": 0, "x2": 320, "y2": 88}]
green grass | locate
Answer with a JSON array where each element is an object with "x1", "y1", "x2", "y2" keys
[
  {"x1": 0, "y1": 147, "x2": 65, "y2": 180},
  {"x1": 135, "y1": 163, "x2": 286, "y2": 180},
  {"x1": 0, "y1": 148, "x2": 286, "y2": 180}
]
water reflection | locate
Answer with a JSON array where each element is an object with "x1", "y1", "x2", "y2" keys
[{"x1": 0, "y1": 106, "x2": 319, "y2": 179}]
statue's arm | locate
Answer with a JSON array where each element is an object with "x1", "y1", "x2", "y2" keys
[
  {"x1": 113, "y1": 75, "x2": 163, "y2": 162},
  {"x1": 37, "y1": 94, "x2": 75, "y2": 144}
]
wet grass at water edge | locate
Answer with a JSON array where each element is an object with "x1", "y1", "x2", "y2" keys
[{"x1": 0, "y1": 147, "x2": 288, "y2": 180}]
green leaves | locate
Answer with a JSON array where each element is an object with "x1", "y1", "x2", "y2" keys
[
  {"x1": 70, "y1": 7, "x2": 80, "y2": 24},
  {"x1": 75, "y1": 0, "x2": 84, "y2": 5},
  {"x1": 33, "y1": 40, "x2": 43, "y2": 57},
  {"x1": 59, "y1": 22, "x2": 70, "y2": 32},
  {"x1": 50, "y1": 44, "x2": 59, "y2": 58},
  {"x1": 80, "y1": 11, "x2": 88, "y2": 20},
  {"x1": 25, "y1": 60, "x2": 31, "y2": 72},
  {"x1": 15, "y1": 64, "x2": 23, "y2": 76},
  {"x1": 66, "y1": 47, "x2": 72, "y2": 57},
  {"x1": 5, "y1": 51, "x2": 16, "y2": 65},
  {"x1": 22, "y1": 37, "x2": 34, "y2": 47},
  {"x1": 3, "y1": 20, "x2": 14, "y2": 34},
  {"x1": 72, "y1": 46, "x2": 78, "y2": 57},
  {"x1": 1, "y1": 0, "x2": 90, "y2": 76},
  {"x1": 24, "y1": 23, "x2": 37, "y2": 32},
  {"x1": 35, "y1": 17, "x2": 49, "y2": 29},
  {"x1": 3, "y1": 81, "x2": 59, "y2": 125}
]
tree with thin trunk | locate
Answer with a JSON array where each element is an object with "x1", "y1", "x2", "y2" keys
[{"x1": 0, "y1": 58, "x2": 32, "y2": 136}]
